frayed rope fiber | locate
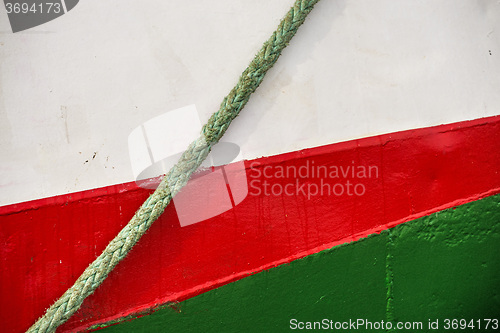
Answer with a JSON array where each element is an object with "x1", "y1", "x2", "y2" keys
[{"x1": 27, "y1": 0, "x2": 320, "y2": 331}]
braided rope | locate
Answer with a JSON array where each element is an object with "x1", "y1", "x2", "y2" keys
[{"x1": 27, "y1": 1, "x2": 320, "y2": 331}]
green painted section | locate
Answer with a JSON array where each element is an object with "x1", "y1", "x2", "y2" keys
[{"x1": 99, "y1": 195, "x2": 500, "y2": 332}]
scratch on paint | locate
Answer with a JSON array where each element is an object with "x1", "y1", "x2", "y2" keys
[
  {"x1": 61, "y1": 106, "x2": 70, "y2": 144},
  {"x1": 314, "y1": 295, "x2": 326, "y2": 305},
  {"x1": 385, "y1": 229, "x2": 395, "y2": 332}
]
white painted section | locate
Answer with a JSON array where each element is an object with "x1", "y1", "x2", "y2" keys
[{"x1": 0, "y1": 0, "x2": 499, "y2": 206}]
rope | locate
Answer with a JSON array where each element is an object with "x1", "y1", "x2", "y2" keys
[{"x1": 27, "y1": 1, "x2": 320, "y2": 331}]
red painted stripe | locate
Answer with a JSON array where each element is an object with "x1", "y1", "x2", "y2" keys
[{"x1": 1, "y1": 115, "x2": 499, "y2": 332}]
